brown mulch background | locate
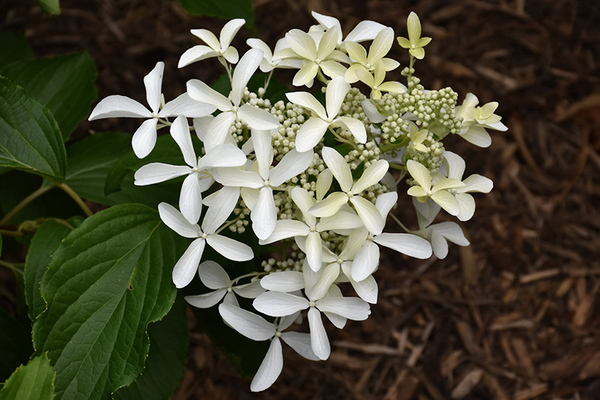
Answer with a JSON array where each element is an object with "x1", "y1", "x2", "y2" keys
[{"x1": 2, "y1": 0, "x2": 600, "y2": 399}]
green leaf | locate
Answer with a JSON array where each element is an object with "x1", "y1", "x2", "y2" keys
[
  {"x1": 179, "y1": 0, "x2": 254, "y2": 28},
  {"x1": 67, "y1": 132, "x2": 180, "y2": 207},
  {"x1": 35, "y1": 0, "x2": 60, "y2": 15},
  {"x1": 32, "y1": 204, "x2": 187, "y2": 400},
  {"x1": 0, "y1": 354, "x2": 55, "y2": 400},
  {"x1": 0, "y1": 76, "x2": 66, "y2": 183},
  {"x1": 1, "y1": 52, "x2": 97, "y2": 140},
  {"x1": 24, "y1": 220, "x2": 72, "y2": 322},
  {"x1": 113, "y1": 295, "x2": 188, "y2": 400},
  {"x1": 0, "y1": 31, "x2": 33, "y2": 68},
  {"x1": 0, "y1": 235, "x2": 2, "y2": 256},
  {"x1": 0, "y1": 307, "x2": 33, "y2": 382}
]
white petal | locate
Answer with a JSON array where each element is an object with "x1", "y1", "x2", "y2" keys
[
  {"x1": 456, "y1": 193, "x2": 476, "y2": 222},
  {"x1": 190, "y1": 29, "x2": 220, "y2": 51},
  {"x1": 253, "y1": 292, "x2": 309, "y2": 317},
  {"x1": 260, "y1": 220, "x2": 310, "y2": 244},
  {"x1": 352, "y1": 159, "x2": 389, "y2": 194},
  {"x1": 317, "y1": 211, "x2": 363, "y2": 231},
  {"x1": 286, "y1": 29, "x2": 317, "y2": 60},
  {"x1": 143, "y1": 61, "x2": 164, "y2": 114},
  {"x1": 281, "y1": 332, "x2": 319, "y2": 361},
  {"x1": 238, "y1": 104, "x2": 280, "y2": 131},
  {"x1": 442, "y1": 151, "x2": 465, "y2": 180},
  {"x1": 219, "y1": 303, "x2": 275, "y2": 341},
  {"x1": 352, "y1": 241, "x2": 379, "y2": 282},
  {"x1": 285, "y1": 92, "x2": 326, "y2": 119},
  {"x1": 172, "y1": 238, "x2": 205, "y2": 288},
  {"x1": 316, "y1": 169, "x2": 333, "y2": 201},
  {"x1": 231, "y1": 49, "x2": 263, "y2": 105},
  {"x1": 222, "y1": 47, "x2": 240, "y2": 64},
  {"x1": 369, "y1": 27, "x2": 394, "y2": 62},
  {"x1": 334, "y1": 116, "x2": 367, "y2": 143},
  {"x1": 317, "y1": 27, "x2": 339, "y2": 60},
  {"x1": 251, "y1": 337, "x2": 283, "y2": 392},
  {"x1": 178, "y1": 45, "x2": 218, "y2": 68},
  {"x1": 325, "y1": 76, "x2": 349, "y2": 118},
  {"x1": 374, "y1": 233, "x2": 432, "y2": 259},
  {"x1": 252, "y1": 130, "x2": 274, "y2": 180},
  {"x1": 322, "y1": 147, "x2": 353, "y2": 191},
  {"x1": 375, "y1": 191, "x2": 398, "y2": 218},
  {"x1": 307, "y1": 262, "x2": 339, "y2": 300},
  {"x1": 349, "y1": 196, "x2": 385, "y2": 235},
  {"x1": 345, "y1": 20, "x2": 387, "y2": 43},
  {"x1": 158, "y1": 202, "x2": 201, "y2": 238},
  {"x1": 317, "y1": 297, "x2": 371, "y2": 320},
  {"x1": 308, "y1": 307, "x2": 330, "y2": 360},
  {"x1": 291, "y1": 187, "x2": 316, "y2": 225},
  {"x1": 180, "y1": 174, "x2": 203, "y2": 224},
  {"x1": 186, "y1": 79, "x2": 232, "y2": 111},
  {"x1": 462, "y1": 174, "x2": 493, "y2": 193},
  {"x1": 251, "y1": 187, "x2": 277, "y2": 240},
  {"x1": 309, "y1": 192, "x2": 348, "y2": 217},
  {"x1": 88, "y1": 95, "x2": 150, "y2": 120},
  {"x1": 294, "y1": 117, "x2": 330, "y2": 152},
  {"x1": 233, "y1": 280, "x2": 265, "y2": 298},
  {"x1": 319, "y1": 60, "x2": 347, "y2": 80},
  {"x1": 193, "y1": 116, "x2": 212, "y2": 142},
  {"x1": 201, "y1": 186, "x2": 240, "y2": 233},
  {"x1": 460, "y1": 126, "x2": 492, "y2": 148},
  {"x1": 220, "y1": 19, "x2": 246, "y2": 49},
  {"x1": 431, "y1": 191, "x2": 460, "y2": 216},
  {"x1": 430, "y1": 230, "x2": 449, "y2": 259},
  {"x1": 349, "y1": 274, "x2": 378, "y2": 304},
  {"x1": 185, "y1": 289, "x2": 226, "y2": 309},
  {"x1": 240, "y1": 187, "x2": 259, "y2": 210},
  {"x1": 434, "y1": 221, "x2": 470, "y2": 246},
  {"x1": 270, "y1": 149, "x2": 314, "y2": 187},
  {"x1": 406, "y1": 160, "x2": 431, "y2": 190},
  {"x1": 361, "y1": 98, "x2": 386, "y2": 123},
  {"x1": 131, "y1": 118, "x2": 158, "y2": 159},
  {"x1": 196, "y1": 143, "x2": 247, "y2": 170},
  {"x1": 212, "y1": 167, "x2": 263, "y2": 189},
  {"x1": 134, "y1": 163, "x2": 190, "y2": 186},
  {"x1": 204, "y1": 111, "x2": 237, "y2": 150},
  {"x1": 159, "y1": 93, "x2": 216, "y2": 118},
  {"x1": 260, "y1": 271, "x2": 305, "y2": 292},
  {"x1": 170, "y1": 115, "x2": 197, "y2": 167},
  {"x1": 207, "y1": 234, "x2": 253, "y2": 261},
  {"x1": 198, "y1": 260, "x2": 231, "y2": 289},
  {"x1": 292, "y1": 62, "x2": 318, "y2": 87},
  {"x1": 305, "y1": 231, "x2": 323, "y2": 272}
]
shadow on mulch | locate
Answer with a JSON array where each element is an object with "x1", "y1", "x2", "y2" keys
[{"x1": 2, "y1": 0, "x2": 600, "y2": 398}]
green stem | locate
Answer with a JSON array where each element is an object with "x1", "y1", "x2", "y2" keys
[
  {"x1": 390, "y1": 213, "x2": 411, "y2": 233},
  {"x1": 59, "y1": 184, "x2": 93, "y2": 217},
  {"x1": 0, "y1": 185, "x2": 53, "y2": 225},
  {"x1": 0, "y1": 259, "x2": 24, "y2": 276}
]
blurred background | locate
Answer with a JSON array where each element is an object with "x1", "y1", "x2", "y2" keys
[{"x1": 2, "y1": 0, "x2": 599, "y2": 398}]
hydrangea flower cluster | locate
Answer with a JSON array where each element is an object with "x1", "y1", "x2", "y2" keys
[{"x1": 89, "y1": 11, "x2": 507, "y2": 391}]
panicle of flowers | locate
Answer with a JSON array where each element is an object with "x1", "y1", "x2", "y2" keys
[{"x1": 88, "y1": 11, "x2": 507, "y2": 392}]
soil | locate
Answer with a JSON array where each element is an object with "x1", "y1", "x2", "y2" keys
[{"x1": 1, "y1": 0, "x2": 600, "y2": 399}]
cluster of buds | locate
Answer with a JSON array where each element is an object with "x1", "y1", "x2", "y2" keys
[{"x1": 89, "y1": 11, "x2": 506, "y2": 391}]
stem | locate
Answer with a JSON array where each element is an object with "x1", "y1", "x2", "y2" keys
[
  {"x1": 0, "y1": 259, "x2": 24, "y2": 276},
  {"x1": 58, "y1": 184, "x2": 93, "y2": 217},
  {"x1": 390, "y1": 213, "x2": 411, "y2": 233},
  {"x1": 0, "y1": 185, "x2": 53, "y2": 225}
]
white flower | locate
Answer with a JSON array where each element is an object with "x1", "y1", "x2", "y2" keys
[
  {"x1": 134, "y1": 115, "x2": 246, "y2": 224},
  {"x1": 440, "y1": 151, "x2": 493, "y2": 221},
  {"x1": 344, "y1": 27, "x2": 400, "y2": 83},
  {"x1": 397, "y1": 12, "x2": 432, "y2": 60},
  {"x1": 406, "y1": 159, "x2": 464, "y2": 216},
  {"x1": 309, "y1": 147, "x2": 389, "y2": 235},
  {"x1": 179, "y1": 19, "x2": 245, "y2": 68},
  {"x1": 285, "y1": 26, "x2": 349, "y2": 87},
  {"x1": 186, "y1": 49, "x2": 280, "y2": 150},
  {"x1": 455, "y1": 93, "x2": 508, "y2": 147},
  {"x1": 89, "y1": 62, "x2": 215, "y2": 158},
  {"x1": 260, "y1": 187, "x2": 363, "y2": 271},
  {"x1": 352, "y1": 192, "x2": 432, "y2": 282},
  {"x1": 355, "y1": 61, "x2": 407, "y2": 100},
  {"x1": 253, "y1": 288, "x2": 370, "y2": 360},
  {"x1": 286, "y1": 77, "x2": 367, "y2": 152},
  {"x1": 158, "y1": 188, "x2": 253, "y2": 288},
  {"x1": 218, "y1": 304, "x2": 318, "y2": 392},
  {"x1": 185, "y1": 261, "x2": 264, "y2": 308},
  {"x1": 212, "y1": 130, "x2": 314, "y2": 240},
  {"x1": 246, "y1": 38, "x2": 302, "y2": 72},
  {"x1": 311, "y1": 11, "x2": 388, "y2": 46}
]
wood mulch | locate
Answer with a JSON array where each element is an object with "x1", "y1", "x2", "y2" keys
[{"x1": 2, "y1": 0, "x2": 599, "y2": 398}]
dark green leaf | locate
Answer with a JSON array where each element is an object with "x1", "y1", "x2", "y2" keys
[
  {"x1": 0, "y1": 308, "x2": 33, "y2": 383},
  {"x1": 0, "y1": 354, "x2": 55, "y2": 400},
  {"x1": 1, "y1": 52, "x2": 97, "y2": 140},
  {"x1": 0, "y1": 31, "x2": 33, "y2": 68},
  {"x1": 35, "y1": 0, "x2": 60, "y2": 15},
  {"x1": 67, "y1": 132, "x2": 180, "y2": 207},
  {"x1": 113, "y1": 295, "x2": 188, "y2": 400},
  {"x1": 179, "y1": 0, "x2": 254, "y2": 28},
  {"x1": 0, "y1": 76, "x2": 66, "y2": 183},
  {"x1": 0, "y1": 235, "x2": 2, "y2": 256},
  {"x1": 24, "y1": 220, "x2": 72, "y2": 322},
  {"x1": 32, "y1": 204, "x2": 187, "y2": 400}
]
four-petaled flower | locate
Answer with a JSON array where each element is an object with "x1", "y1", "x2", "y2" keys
[
  {"x1": 397, "y1": 11, "x2": 432, "y2": 60},
  {"x1": 179, "y1": 19, "x2": 246, "y2": 68}
]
